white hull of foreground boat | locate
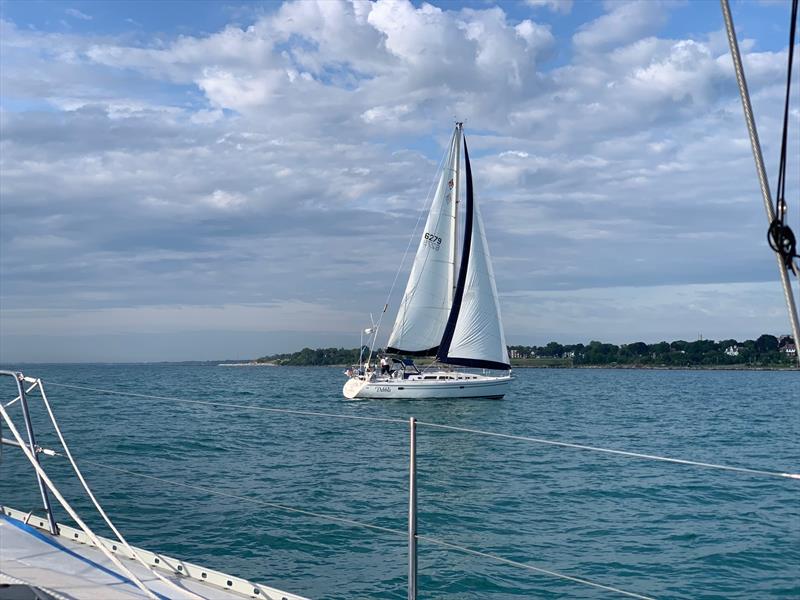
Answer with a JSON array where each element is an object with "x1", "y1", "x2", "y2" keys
[{"x1": 343, "y1": 373, "x2": 511, "y2": 400}]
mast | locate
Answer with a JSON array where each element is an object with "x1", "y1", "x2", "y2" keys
[{"x1": 452, "y1": 122, "x2": 463, "y2": 304}]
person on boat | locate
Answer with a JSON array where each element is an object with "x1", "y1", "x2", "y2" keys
[{"x1": 380, "y1": 355, "x2": 390, "y2": 376}]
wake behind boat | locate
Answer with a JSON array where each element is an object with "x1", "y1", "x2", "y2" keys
[{"x1": 343, "y1": 123, "x2": 512, "y2": 400}]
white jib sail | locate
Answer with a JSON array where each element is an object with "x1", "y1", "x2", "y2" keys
[
  {"x1": 387, "y1": 127, "x2": 461, "y2": 353},
  {"x1": 445, "y1": 199, "x2": 510, "y2": 368}
]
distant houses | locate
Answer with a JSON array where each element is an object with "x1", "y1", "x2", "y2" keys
[
  {"x1": 504, "y1": 334, "x2": 797, "y2": 367},
  {"x1": 779, "y1": 335, "x2": 796, "y2": 357}
]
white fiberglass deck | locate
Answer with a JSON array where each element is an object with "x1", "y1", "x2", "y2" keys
[{"x1": 0, "y1": 507, "x2": 308, "y2": 600}]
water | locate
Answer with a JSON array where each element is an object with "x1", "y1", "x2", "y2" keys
[{"x1": 0, "y1": 365, "x2": 797, "y2": 599}]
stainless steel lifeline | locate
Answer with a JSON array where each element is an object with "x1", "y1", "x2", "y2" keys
[{"x1": 5, "y1": 375, "x2": 798, "y2": 599}]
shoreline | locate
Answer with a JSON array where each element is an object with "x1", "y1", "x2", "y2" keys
[
  {"x1": 515, "y1": 364, "x2": 798, "y2": 371},
  {"x1": 245, "y1": 363, "x2": 798, "y2": 371}
]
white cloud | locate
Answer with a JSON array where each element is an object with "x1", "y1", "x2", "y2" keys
[
  {"x1": 65, "y1": 7, "x2": 92, "y2": 21},
  {"x1": 0, "y1": 0, "x2": 796, "y2": 360},
  {"x1": 573, "y1": 1, "x2": 668, "y2": 52},
  {"x1": 525, "y1": 0, "x2": 573, "y2": 14},
  {"x1": 502, "y1": 282, "x2": 792, "y2": 344}
]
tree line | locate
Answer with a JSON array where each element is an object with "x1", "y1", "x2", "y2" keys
[
  {"x1": 510, "y1": 334, "x2": 796, "y2": 367},
  {"x1": 257, "y1": 346, "x2": 369, "y2": 366},
  {"x1": 256, "y1": 335, "x2": 796, "y2": 367}
]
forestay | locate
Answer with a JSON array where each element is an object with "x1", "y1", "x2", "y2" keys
[{"x1": 387, "y1": 127, "x2": 461, "y2": 355}]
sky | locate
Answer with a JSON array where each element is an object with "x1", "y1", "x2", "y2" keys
[{"x1": 0, "y1": 0, "x2": 798, "y2": 362}]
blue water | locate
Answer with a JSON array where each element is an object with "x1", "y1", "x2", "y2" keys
[{"x1": 0, "y1": 365, "x2": 797, "y2": 599}]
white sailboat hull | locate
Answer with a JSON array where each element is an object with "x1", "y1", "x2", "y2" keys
[{"x1": 343, "y1": 373, "x2": 511, "y2": 400}]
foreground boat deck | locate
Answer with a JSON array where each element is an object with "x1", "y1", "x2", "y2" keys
[{"x1": 0, "y1": 507, "x2": 308, "y2": 600}]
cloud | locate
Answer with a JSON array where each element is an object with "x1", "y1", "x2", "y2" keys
[
  {"x1": 573, "y1": 1, "x2": 668, "y2": 52},
  {"x1": 502, "y1": 282, "x2": 792, "y2": 344},
  {"x1": 65, "y1": 8, "x2": 92, "y2": 21},
  {"x1": 0, "y1": 0, "x2": 797, "y2": 361},
  {"x1": 525, "y1": 0, "x2": 573, "y2": 14}
]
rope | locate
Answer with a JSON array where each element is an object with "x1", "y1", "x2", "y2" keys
[
  {"x1": 79, "y1": 459, "x2": 406, "y2": 537},
  {"x1": 46, "y1": 382, "x2": 407, "y2": 424},
  {"x1": 33, "y1": 379, "x2": 204, "y2": 600},
  {"x1": 80, "y1": 459, "x2": 654, "y2": 599},
  {"x1": 720, "y1": 0, "x2": 800, "y2": 365},
  {"x1": 0, "y1": 397, "x2": 160, "y2": 599},
  {"x1": 769, "y1": 0, "x2": 799, "y2": 272},
  {"x1": 416, "y1": 422, "x2": 800, "y2": 480}
]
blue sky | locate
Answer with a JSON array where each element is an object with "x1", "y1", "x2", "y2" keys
[{"x1": 0, "y1": 0, "x2": 798, "y2": 362}]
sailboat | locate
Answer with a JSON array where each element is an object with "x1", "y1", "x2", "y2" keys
[{"x1": 343, "y1": 123, "x2": 512, "y2": 399}]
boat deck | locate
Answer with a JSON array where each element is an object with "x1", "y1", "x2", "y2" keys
[{"x1": 0, "y1": 507, "x2": 308, "y2": 600}]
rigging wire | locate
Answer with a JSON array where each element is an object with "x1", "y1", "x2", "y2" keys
[
  {"x1": 414, "y1": 422, "x2": 800, "y2": 480},
  {"x1": 768, "y1": 0, "x2": 799, "y2": 274},
  {"x1": 44, "y1": 381, "x2": 799, "y2": 480},
  {"x1": 78, "y1": 459, "x2": 405, "y2": 536},
  {"x1": 6, "y1": 376, "x2": 791, "y2": 599},
  {"x1": 74, "y1": 458, "x2": 655, "y2": 600},
  {"x1": 366, "y1": 132, "x2": 454, "y2": 366},
  {"x1": 416, "y1": 536, "x2": 655, "y2": 600},
  {"x1": 31, "y1": 378, "x2": 205, "y2": 599},
  {"x1": 720, "y1": 0, "x2": 800, "y2": 365},
  {"x1": 0, "y1": 397, "x2": 160, "y2": 600},
  {"x1": 46, "y1": 382, "x2": 407, "y2": 425}
]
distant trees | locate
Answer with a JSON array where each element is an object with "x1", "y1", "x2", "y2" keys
[
  {"x1": 256, "y1": 347, "x2": 369, "y2": 366},
  {"x1": 755, "y1": 334, "x2": 779, "y2": 353},
  {"x1": 506, "y1": 335, "x2": 795, "y2": 368},
  {"x1": 256, "y1": 336, "x2": 796, "y2": 368}
]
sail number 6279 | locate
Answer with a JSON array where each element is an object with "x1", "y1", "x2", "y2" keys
[{"x1": 424, "y1": 232, "x2": 442, "y2": 245}]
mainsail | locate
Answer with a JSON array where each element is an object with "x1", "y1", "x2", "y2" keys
[
  {"x1": 437, "y1": 136, "x2": 510, "y2": 370},
  {"x1": 386, "y1": 127, "x2": 461, "y2": 355}
]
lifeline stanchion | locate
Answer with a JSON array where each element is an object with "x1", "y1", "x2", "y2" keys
[
  {"x1": 408, "y1": 417, "x2": 418, "y2": 600},
  {"x1": 14, "y1": 374, "x2": 58, "y2": 535}
]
